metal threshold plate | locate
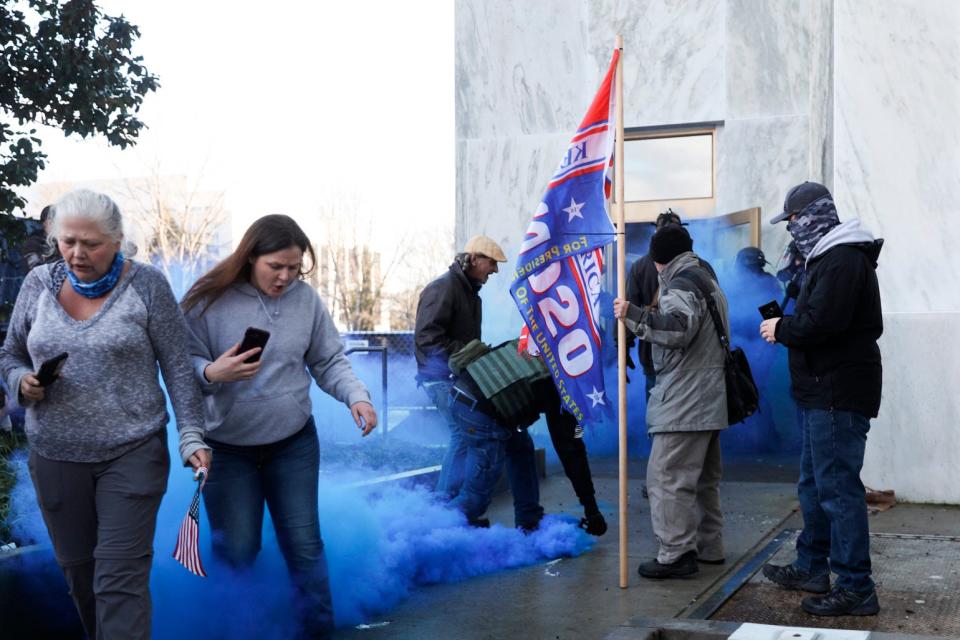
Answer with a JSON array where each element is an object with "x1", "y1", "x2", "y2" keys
[{"x1": 709, "y1": 531, "x2": 960, "y2": 638}]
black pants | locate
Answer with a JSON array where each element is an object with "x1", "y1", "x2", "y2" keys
[{"x1": 541, "y1": 386, "x2": 598, "y2": 513}]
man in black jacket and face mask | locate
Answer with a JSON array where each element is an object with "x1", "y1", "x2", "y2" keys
[
  {"x1": 415, "y1": 235, "x2": 506, "y2": 503},
  {"x1": 759, "y1": 181, "x2": 884, "y2": 617}
]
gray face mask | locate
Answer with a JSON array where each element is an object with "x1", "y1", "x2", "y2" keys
[{"x1": 786, "y1": 196, "x2": 840, "y2": 258}]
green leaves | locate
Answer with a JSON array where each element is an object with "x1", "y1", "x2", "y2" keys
[{"x1": 0, "y1": 0, "x2": 159, "y2": 212}]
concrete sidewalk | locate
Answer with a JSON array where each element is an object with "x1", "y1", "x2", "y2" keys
[
  {"x1": 336, "y1": 457, "x2": 798, "y2": 639},
  {"x1": 336, "y1": 455, "x2": 960, "y2": 640}
]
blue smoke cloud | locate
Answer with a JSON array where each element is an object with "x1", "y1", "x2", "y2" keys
[
  {"x1": 472, "y1": 216, "x2": 799, "y2": 464},
  {"x1": 564, "y1": 218, "x2": 800, "y2": 460},
  {"x1": 8, "y1": 451, "x2": 45, "y2": 545},
  {"x1": 4, "y1": 418, "x2": 594, "y2": 636}
]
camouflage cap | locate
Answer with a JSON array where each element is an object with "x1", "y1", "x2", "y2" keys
[{"x1": 771, "y1": 181, "x2": 831, "y2": 224}]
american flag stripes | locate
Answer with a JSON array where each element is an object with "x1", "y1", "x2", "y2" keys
[{"x1": 173, "y1": 466, "x2": 208, "y2": 577}]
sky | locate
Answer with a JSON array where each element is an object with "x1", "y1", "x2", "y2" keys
[{"x1": 23, "y1": 0, "x2": 455, "y2": 253}]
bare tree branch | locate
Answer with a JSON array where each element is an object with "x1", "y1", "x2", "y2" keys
[{"x1": 122, "y1": 166, "x2": 229, "y2": 294}]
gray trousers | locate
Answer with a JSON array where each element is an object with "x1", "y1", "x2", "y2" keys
[
  {"x1": 28, "y1": 430, "x2": 169, "y2": 640},
  {"x1": 647, "y1": 430, "x2": 724, "y2": 564}
]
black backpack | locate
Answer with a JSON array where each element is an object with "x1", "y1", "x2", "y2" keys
[{"x1": 673, "y1": 268, "x2": 760, "y2": 426}]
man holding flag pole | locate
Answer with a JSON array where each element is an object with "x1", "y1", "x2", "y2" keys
[{"x1": 509, "y1": 38, "x2": 630, "y2": 586}]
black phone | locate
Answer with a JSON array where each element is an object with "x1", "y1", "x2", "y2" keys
[
  {"x1": 36, "y1": 352, "x2": 69, "y2": 387},
  {"x1": 238, "y1": 327, "x2": 270, "y2": 363},
  {"x1": 758, "y1": 300, "x2": 784, "y2": 320}
]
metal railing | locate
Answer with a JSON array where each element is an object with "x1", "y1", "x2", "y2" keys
[{"x1": 343, "y1": 345, "x2": 388, "y2": 439}]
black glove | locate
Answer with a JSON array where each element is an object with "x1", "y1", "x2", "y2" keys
[{"x1": 579, "y1": 512, "x2": 608, "y2": 536}]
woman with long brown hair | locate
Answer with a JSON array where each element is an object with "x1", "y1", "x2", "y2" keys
[{"x1": 182, "y1": 214, "x2": 377, "y2": 638}]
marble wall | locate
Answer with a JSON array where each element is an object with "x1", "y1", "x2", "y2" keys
[
  {"x1": 455, "y1": 0, "x2": 832, "y2": 332},
  {"x1": 833, "y1": 0, "x2": 960, "y2": 502},
  {"x1": 455, "y1": 0, "x2": 960, "y2": 501},
  {"x1": 864, "y1": 314, "x2": 960, "y2": 504},
  {"x1": 585, "y1": 0, "x2": 726, "y2": 128},
  {"x1": 834, "y1": 0, "x2": 960, "y2": 315},
  {"x1": 456, "y1": 0, "x2": 591, "y2": 140},
  {"x1": 455, "y1": 0, "x2": 833, "y2": 278}
]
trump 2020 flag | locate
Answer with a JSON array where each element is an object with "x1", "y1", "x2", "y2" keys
[
  {"x1": 173, "y1": 467, "x2": 208, "y2": 577},
  {"x1": 509, "y1": 49, "x2": 619, "y2": 425}
]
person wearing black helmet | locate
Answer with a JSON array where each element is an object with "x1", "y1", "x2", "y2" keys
[
  {"x1": 731, "y1": 246, "x2": 781, "y2": 325},
  {"x1": 774, "y1": 241, "x2": 805, "y2": 313},
  {"x1": 759, "y1": 181, "x2": 884, "y2": 617}
]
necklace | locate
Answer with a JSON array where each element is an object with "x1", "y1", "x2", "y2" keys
[{"x1": 256, "y1": 291, "x2": 280, "y2": 323}]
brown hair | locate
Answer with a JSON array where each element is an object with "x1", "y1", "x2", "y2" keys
[{"x1": 182, "y1": 214, "x2": 316, "y2": 314}]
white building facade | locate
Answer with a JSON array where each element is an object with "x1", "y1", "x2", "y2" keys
[{"x1": 455, "y1": 0, "x2": 960, "y2": 503}]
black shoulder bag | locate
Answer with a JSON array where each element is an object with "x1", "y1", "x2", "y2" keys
[{"x1": 673, "y1": 269, "x2": 760, "y2": 426}]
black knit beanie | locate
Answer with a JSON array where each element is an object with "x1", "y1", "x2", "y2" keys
[{"x1": 649, "y1": 224, "x2": 693, "y2": 264}]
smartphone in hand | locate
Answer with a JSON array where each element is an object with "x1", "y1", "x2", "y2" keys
[
  {"x1": 36, "y1": 352, "x2": 69, "y2": 387},
  {"x1": 238, "y1": 327, "x2": 270, "y2": 364},
  {"x1": 758, "y1": 300, "x2": 784, "y2": 320}
]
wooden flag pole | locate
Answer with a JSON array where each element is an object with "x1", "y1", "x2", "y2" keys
[{"x1": 614, "y1": 34, "x2": 628, "y2": 589}]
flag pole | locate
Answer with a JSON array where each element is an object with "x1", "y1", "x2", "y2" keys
[{"x1": 614, "y1": 34, "x2": 628, "y2": 589}]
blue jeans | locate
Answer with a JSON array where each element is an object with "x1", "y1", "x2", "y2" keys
[
  {"x1": 203, "y1": 417, "x2": 334, "y2": 638},
  {"x1": 794, "y1": 408, "x2": 874, "y2": 593},
  {"x1": 448, "y1": 396, "x2": 544, "y2": 528},
  {"x1": 423, "y1": 379, "x2": 467, "y2": 499}
]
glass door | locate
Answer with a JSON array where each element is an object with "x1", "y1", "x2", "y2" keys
[{"x1": 620, "y1": 206, "x2": 761, "y2": 280}]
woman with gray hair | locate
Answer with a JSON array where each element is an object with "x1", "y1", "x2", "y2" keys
[{"x1": 0, "y1": 188, "x2": 210, "y2": 639}]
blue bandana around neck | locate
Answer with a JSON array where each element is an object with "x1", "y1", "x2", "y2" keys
[{"x1": 66, "y1": 252, "x2": 125, "y2": 298}]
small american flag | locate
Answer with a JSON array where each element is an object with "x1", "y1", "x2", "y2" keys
[{"x1": 173, "y1": 466, "x2": 208, "y2": 577}]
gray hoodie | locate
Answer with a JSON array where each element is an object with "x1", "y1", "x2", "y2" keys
[
  {"x1": 185, "y1": 279, "x2": 371, "y2": 445},
  {"x1": 806, "y1": 219, "x2": 876, "y2": 264}
]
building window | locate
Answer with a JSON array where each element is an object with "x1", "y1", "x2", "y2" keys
[{"x1": 621, "y1": 123, "x2": 720, "y2": 222}]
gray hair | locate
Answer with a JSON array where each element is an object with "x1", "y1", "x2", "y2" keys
[{"x1": 49, "y1": 189, "x2": 138, "y2": 256}]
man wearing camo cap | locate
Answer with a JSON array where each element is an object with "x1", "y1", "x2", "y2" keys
[{"x1": 759, "y1": 181, "x2": 884, "y2": 617}]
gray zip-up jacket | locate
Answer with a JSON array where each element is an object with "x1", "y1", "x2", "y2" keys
[
  {"x1": 185, "y1": 279, "x2": 371, "y2": 445},
  {"x1": 623, "y1": 252, "x2": 729, "y2": 433}
]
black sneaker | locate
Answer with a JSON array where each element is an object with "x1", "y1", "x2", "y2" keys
[
  {"x1": 517, "y1": 514, "x2": 544, "y2": 534},
  {"x1": 802, "y1": 586, "x2": 880, "y2": 616},
  {"x1": 637, "y1": 550, "x2": 698, "y2": 579},
  {"x1": 579, "y1": 512, "x2": 608, "y2": 536},
  {"x1": 762, "y1": 563, "x2": 830, "y2": 593}
]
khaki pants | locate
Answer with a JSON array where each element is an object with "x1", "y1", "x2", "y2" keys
[{"x1": 647, "y1": 430, "x2": 724, "y2": 564}]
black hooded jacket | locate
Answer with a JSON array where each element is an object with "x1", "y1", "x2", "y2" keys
[
  {"x1": 774, "y1": 240, "x2": 884, "y2": 417},
  {"x1": 414, "y1": 261, "x2": 482, "y2": 381}
]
